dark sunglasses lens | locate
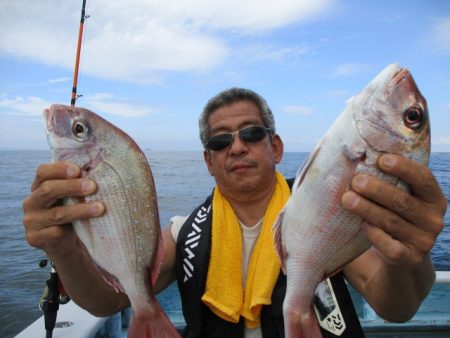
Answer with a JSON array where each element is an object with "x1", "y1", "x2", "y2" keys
[
  {"x1": 207, "y1": 134, "x2": 232, "y2": 151},
  {"x1": 206, "y1": 126, "x2": 270, "y2": 151},
  {"x1": 240, "y1": 126, "x2": 268, "y2": 142}
]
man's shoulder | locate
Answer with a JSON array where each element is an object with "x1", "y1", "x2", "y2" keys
[
  {"x1": 171, "y1": 193, "x2": 213, "y2": 242},
  {"x1": 169, "y1": 215, "x2": 189, "y2": 242}
]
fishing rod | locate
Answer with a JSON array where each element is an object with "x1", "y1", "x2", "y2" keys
[
  {"x1": 39, "y1": 2, "x2": 89, "y2": 337},
  {"x1": 71, "y1": 0, "x2": 88, "y2": 106}
]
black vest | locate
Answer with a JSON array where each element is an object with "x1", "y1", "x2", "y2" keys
[{"x1": 175, "y1": 180, "x2": 365, "y2": 338}]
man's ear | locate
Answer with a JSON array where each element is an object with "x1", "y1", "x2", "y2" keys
[
  {"x1": 272, "y1": 134, "x2": 284, "y2": 164},
  {"x1": 203, "y1": 150, "x2": 214, "y2": 176}
]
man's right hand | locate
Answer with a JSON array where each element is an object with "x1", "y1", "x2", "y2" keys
[{"x1": 22, "y1": 161, "x2": 104, "y2": 256}]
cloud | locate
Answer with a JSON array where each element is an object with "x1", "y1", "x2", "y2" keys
[
  {"x1": 0, "y1": 0, "x2": 333, "y2": 82},
  {"x1": 326, "y1": 90, "x2": 350, "y2": 98},
  {"x1": 429, "y1": 16, "x2": 450, "y2": 54},
  {"x1": 0, "y1": 93, "x2": 156, "y2": 118},
  {"x1": 281, "y1": 105, "x2": 314, "y2": 115},
  {"x1": 0, "y1": 94, "x2": 51, "y2": 116},
  {"x1": 332, "y1": 63, "x2": 372, "y2": 77},
  {"x1": 48, "y1": 77, "x2": 71, "y2": 84},
  {"x1": 434, "y1": 136, "x2": 450, "y2": 145},
  {"x1": 173, "y1": 0, "x2": 332, "y2": 32},
  {"x1": 83, "y1": 93, "x2": 158, "y2": 118},
  {"x1": 252, "y1": 45, "x2": 313, "y2": 64},
  {"x1": 223, "y1": 70, "x2": 248, "y2": 82}
]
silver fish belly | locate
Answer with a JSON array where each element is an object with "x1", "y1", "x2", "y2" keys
[
  {"x1": 44, "y1": 104, "x2": 180, "y2": 338},
  {"x1": 274, "y1": 63, "x2": 430, "y2": 338}
]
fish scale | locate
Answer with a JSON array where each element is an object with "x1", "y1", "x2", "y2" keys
[
  {"x1": 274, "y1": 63, "x2": 430, "y2": 338},
  {"x1": 44, "y1": 104, "x2": 180, "y2": 337}
]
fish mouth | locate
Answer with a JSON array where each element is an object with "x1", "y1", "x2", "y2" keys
[
  {"x1": 391, "y1": 67, "x2": 409, "y2": 85},
  {"x1": 43, "y1": 107, "x2": 54, "y2": 133}
]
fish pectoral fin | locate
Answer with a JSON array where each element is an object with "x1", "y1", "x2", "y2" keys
[
  {"x1": 97, "y1": 265, "x2": 125, "y2": 293},
  {"x1": 149, "y1": 229, "x2": 165, "y2": 288},
  {"x1": 343, "y1": 141, "x2": 367, "y2": 162},
  {"x1": 273, "y1": 208, "x2": 287, "y2": 273}
]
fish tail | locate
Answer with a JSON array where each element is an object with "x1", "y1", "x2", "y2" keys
[
  {"x1": 128, "y1": 301, "x2": 181, "y2": 338},
  {"x1": 285, "y1": 308, "x2": 323, "y2": 338}
]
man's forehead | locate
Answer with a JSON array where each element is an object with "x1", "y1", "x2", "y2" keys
[{"x1": 209, "y1": 101, "x2": 262, "y2": 125}]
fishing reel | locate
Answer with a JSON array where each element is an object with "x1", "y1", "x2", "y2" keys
[
  {"x1": 39, "y1": 259, "x2": 71, "y2": 338},
  {"x1": 39, "y1": 259, "x2": 70, "y2": 306}
]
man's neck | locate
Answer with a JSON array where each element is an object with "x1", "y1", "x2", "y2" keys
[{"x1": 224, "y1": 179, "x2": 277, "y2": 227}]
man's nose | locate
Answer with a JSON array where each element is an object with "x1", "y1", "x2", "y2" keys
[{"x1": 228, "y1": 132, "x2": 249, "y2": 154}]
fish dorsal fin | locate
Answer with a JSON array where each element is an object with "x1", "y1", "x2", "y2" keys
[
  {"x1": 292, "y1": 141, "x2": 322, "y2": 192},
  {"x1": 273, "y1": 207, "x2": 287, "y2": 273}
]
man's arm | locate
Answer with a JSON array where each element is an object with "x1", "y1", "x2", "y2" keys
[
  {"x1": 52, "y1": 227, "x2": 177, "y2": 316},
  {"x1": 22, "y1": 161, "x2": 177, "y2": 316},
  {"x1": 155, "y1": 227, "x2": 177, "y2": 293},
  {"x1": 344, "y1": 249, "x2": 435, "y2": 322},
  {"x1": 50, "y1": 239, "x2": 131, "y2": 316},
  {"x1": 341, "y1": 154, "x2": 446, "y2": 322}
]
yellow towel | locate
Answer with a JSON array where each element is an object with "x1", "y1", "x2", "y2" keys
[{"x1": 201, "y1": 172, "x2": 290, "y2": 328}]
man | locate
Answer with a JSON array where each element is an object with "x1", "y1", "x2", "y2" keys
[{"x1": 23, "y1": 88, "x2": 446, "y2": 337}]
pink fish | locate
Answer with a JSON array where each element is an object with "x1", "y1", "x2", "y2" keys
[
  {"x1": 44, "y1": 104, "x2": 180, "y2": 338},
  {"x1": 274, "y1": 64, "x2": 430, "y2": 338}
]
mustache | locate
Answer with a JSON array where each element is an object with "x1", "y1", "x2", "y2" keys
[{"x1": 226, "y1": 159, "x2": 258, "y2": 172}]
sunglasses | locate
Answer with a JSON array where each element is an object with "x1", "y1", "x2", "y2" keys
[{"x1": 206, "y1": 126, "x2": 273, "y2": 151}]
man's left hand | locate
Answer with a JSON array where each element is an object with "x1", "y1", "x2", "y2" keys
[{"x1": 342, "y1": 154, "x2": 447, "y2": 268}]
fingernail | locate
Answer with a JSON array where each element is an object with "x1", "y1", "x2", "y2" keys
[
  {"x1": 91, "y1": 202, "x2": 104, "y2": 216},
  {"x1": 342, "y1": 191, "x2": 359, "y2": 209},
  {"x1": 352, "y1": 175, "x2": 368, "y2": 191},
  {"x1": 66, "y1": 165, "x2": 79, "y2": 177},
  {"x1": 81, "y1": 180, "x2": 96, "y2": 193},
  {"x1": 380, "y1": 155, "x2": 397, "y2": 169}
]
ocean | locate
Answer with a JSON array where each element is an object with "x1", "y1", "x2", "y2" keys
[{"x1": 1, "y1": 150, "x2": 449, "y2": 338}]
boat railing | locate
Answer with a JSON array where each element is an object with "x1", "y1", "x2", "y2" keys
[
  {"x1": 15, "y1": 271, "x2": 450, "y2": 337},
  {"x1": 355, "y1": 270, "x2": 450, "y2": 337},
  {"x1": 435, "y1": 270, "x2": 450, "y2": 283}
]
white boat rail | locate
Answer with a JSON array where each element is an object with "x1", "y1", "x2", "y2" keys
[
  {"x1": 15, "y1": 271, "x2": 450, "y2": 338},
  {"x1": 436, "y1": 270, "x2": 450, "y2": 283}
]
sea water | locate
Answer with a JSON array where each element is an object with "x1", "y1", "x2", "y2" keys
[{"x1": 1, "y1": 151, "x2": 449, "y2": 338}]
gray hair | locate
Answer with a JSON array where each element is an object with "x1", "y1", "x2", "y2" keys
[{"x1": 199, "y1": 87, "x2": 275, "y2": 148}]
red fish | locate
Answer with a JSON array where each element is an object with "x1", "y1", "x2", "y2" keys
[
  {"x1": 44, "y1": 104, "x2": 180, "y2": 338},
  {"x1": 274, "y1": 64, "x2": 430, "y2": 338}
]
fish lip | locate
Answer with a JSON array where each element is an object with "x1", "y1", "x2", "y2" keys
[
  {"x1": 392, "y1": 67, "x2": 408, "y2": 84},
  {"x1": 43, "y1": 107, "x2": 53, "y2": 133}
]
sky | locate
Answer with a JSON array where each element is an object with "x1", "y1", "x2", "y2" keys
[{"x1": 1, "y1": 0, "x2": 449, "y2": 152}]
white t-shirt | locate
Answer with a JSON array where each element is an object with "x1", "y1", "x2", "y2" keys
[{"x1": 170, "y1": 215, "x2": 264, "y2": 338}]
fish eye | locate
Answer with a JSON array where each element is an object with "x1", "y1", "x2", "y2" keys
[
  {"x1": 403, "y1": 107, "x2": 423, "y2": 130},
  {"x1": 72, "y1": 120, "x2": 88, "y2": 139}
]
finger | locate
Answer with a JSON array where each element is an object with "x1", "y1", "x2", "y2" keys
[
  {"x1": 350, "y1": 170, "x2": 445, "y2": 236},
  {"x1": 24, "y1": 220, "x2": 76, "y2": 251},
  {"x1": 31, "y1": 162, "x2": 81, "y2": 192},
  {"x1": 25, "y1": 178, "x2": 97, "y2": 211},
  {"x1": 358, "y1": 223, "x2": 423, "y2": 267},
  {"x1": 378, "y1": 154, "x2": 447, "y2": 209},
  {"x1": 349, "y1": 174, "x2": 431, "y2": 230},
  {"x1": 23, "y1": 202, "x2": 105, "y2": 231},
  {"x1": 341, "y1": 191, "x2": 435, "y2": 255}
]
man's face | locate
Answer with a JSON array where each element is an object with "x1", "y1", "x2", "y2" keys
[{"x1": 203, "y1": 100, "x2": 283, "y2": 199}]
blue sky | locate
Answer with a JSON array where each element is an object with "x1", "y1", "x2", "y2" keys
[{"x1": 1, "y1": 0, "x2": 449, "y2": 152}]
